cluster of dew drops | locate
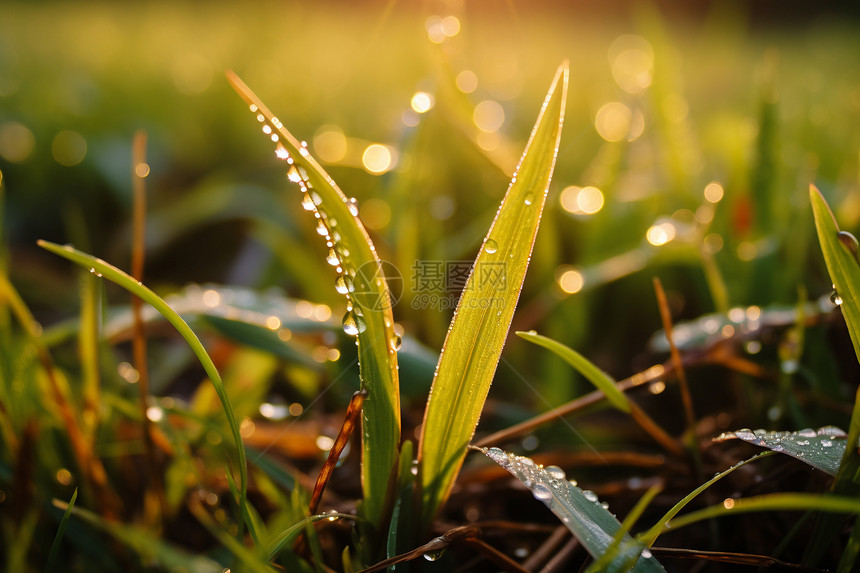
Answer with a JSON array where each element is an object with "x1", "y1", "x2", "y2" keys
[
  {"x1": 247, "y1": 102, "x2": 381, "y2": 344},
  {"x1": 482, "y1": 447, "x2": 655, "y2": 561}
]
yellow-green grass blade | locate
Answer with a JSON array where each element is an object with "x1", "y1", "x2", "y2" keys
[
  {"x1": 810, "y1": 184, "x2": 860, "y2": 363},
  {"x1": 226, "y1": 71, "x2": 400, "y2": 529},
  {"x1": 516, "y1": 330, "x2": 631, "y2": 413},
  {"x1": 37, "y1": 240, "x2": 251, "y2": 538},
  {"x1": 417, "y1": 62, "x2": 568, "y2": 529}
]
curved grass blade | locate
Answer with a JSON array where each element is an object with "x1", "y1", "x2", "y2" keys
[
  {"x1": 663, "y1": 492, "x2": 860, "y2": 532},
  {"x1": 226, "y1": 71, "x2": 400, "y2": 529},
  {"x1": 516, "y1": 330, "x2": 631, "y2": 413},
  {"x1": 417, "y1": 63, "x2": 568, "y2": 529},
  {"x1": 810, "y1": 184, "x2": 860, "y2": 362},
  {"x1": 480, "y1": 447, "x2": 666, "y2": 572},
  {"x1": 46, "y1": 488, "x2": 77, "y2": 573},
  {"x1": 638, "y1": 451, "x2": 773, "y2": 548},
  {"x1": 37, "y1": 240, "x2": 251, "y2": 539},
  {"x1": 714, "y1": 426, "x2": 848, "y2": 476}
]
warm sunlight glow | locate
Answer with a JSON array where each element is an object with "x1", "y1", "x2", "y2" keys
[
  {"x1": 557, "y1": 268, "x2": 585, "y2": 294},
  {"x1": 646, "y1": 222, "x2": 676, "y2": 246},
  {"x1": 0, "y1": 121, "x2": 35, "y2": 163},
  {"x1": 411, "y1": 91, "x2": 435, "y2": 113},
  {"x1": 362, "y1": 144, "x2": 395, "y2": 174},
  {"x1": 361, "y1": 198, "x2": 392, "y2": 229}
]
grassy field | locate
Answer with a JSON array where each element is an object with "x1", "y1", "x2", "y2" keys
[{"x1": 2, "y1": 2, "x2": 860, "y2": 571}]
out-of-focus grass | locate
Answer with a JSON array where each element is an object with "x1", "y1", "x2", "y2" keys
[{"x1": 2, "y1": 1, "x2": 860, "y2": 570}]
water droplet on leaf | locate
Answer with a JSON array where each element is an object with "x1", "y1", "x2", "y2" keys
[
  {"x1": 532, "y1": 483, "x2": 552, "y2": 501},
  {"x1": 484, "y1": 239, "x2": 498, "y2": 254},
  {"x1": 342, "y1": 310, "x2": 367, "y2": 336}
]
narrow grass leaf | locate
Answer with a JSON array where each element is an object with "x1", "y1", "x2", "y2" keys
[
  {"x1": 638, "y1": 451, "x2": 773, "y2": 548},
  {"x1": 417, "y1": 62, "x2": 568, "y2": 528},
  {"x1": 481, "y1": 447, "x2": 665, "y2": 572},
  {"x1": 516, "y1": 330, "x2": 631, "y2": 413},
  {"x1": 714, "y1": 426, "x2": 848, "y2": 476},
  {"x1": 227, "y1": 71, "x2": 400, "y2": 527},
  {"x1": 45, "y1": 488, "x2": 77, "y2": 573},
  {"x1": 37, "y1": 240, "x2": 250, "y2": 535},
  {"x1": 664, "y1": 492, "x2": 860, "y2": 532},
  {"x1": 810, "y1": 184, "x2": 860, "y2": 362}
]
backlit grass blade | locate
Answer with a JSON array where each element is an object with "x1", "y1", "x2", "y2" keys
[
  {"x1": 516, "y1": 330, "x2": 631, "y2": 413},
  {"x1": 417, "y1": 62, "x2": 568, "y2": 529},
  {"x1": 226, "y1": 71, "x2": 401, "y2": 530},
  {"x1": 37, "y1": 240, "x2": 250, "y2": 538},
  {"x1": 46, "y1": 488, "x2": 77, "y2": 573},
  {"x1": 810, "y1": 184, "x2": 860, "y2": 362}
]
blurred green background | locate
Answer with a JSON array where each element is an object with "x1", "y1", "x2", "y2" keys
[{"x1": 2, "y1": 0, "x2": 860, "y2": 463}]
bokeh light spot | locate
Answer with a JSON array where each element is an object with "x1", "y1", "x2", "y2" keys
[
  {"x1": 0, "y1": 121, "x2": 35, "y2": 163},
  {"x1": 608, "y1": 35, "x2": 654, "y2": 94},
  {"x1": 52, "y1": 130, "x2": 87, "y2": 166},
  {"x1": 362, "y1": 144, "x2": 395, "y2": 174},
  {"x1": 361, "y1": 198, "x2": 392, "y2": 230},
  {"x1": 704, "y1": 182, "x2": 725, "y2": 203},
  {"x1": 474, "y1": 100, "x2": 505, "y2": 132},
  {"x1": 456, "y1": 70, "x2": 478, "y2": 93},
  {"x1": 411, "y1": 91, "x2": 435, "y2": 113},
  {"x1": 646, "y1": 222, "x2": 676, "y2": 246},
  {"x1": 313, "y1": 125, "x2": 347, "y2": 163},
  {"x1": 557, "y1": 267, "x2": 585, "y2": 294},
  {"x1": 595, "y1": 102, "x2": 633, "y2": 142}
]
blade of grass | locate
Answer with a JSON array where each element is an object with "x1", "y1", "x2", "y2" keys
[
  {"x1": 37, "y1": 240, "x2": 250, "y2": 539},
  {"x1": 227, "y1": 71, "x2": 400, "y2": 532},
  {"x1": 515, "y1": 330, "x2": 683, "y2": 457},
  {"x1": 663, "y1": 493, "x2": 860, "y2": 532},
  {"x1": 417, "y1": 62, "x2": 568, "y2": 530},
  {"x1": 45, "y1": 488, "x2": 77, "y2": 573}
]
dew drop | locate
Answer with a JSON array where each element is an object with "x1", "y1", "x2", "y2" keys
[
  {"x1": 342, "y1": 310, "x2": 367, "y2": 336},
  {"x1": 523, "y1": 192, "x2": 535, "y2": 206},
  {"x1": 326, "y1": 248, "x2": 341, "y2": 266},
  {"x1": 287, "y1": 166, "x2": 302, "y2": 183},
  {"x1": 423, "y1": 548, "x2": 445, "y2": 562},
  {"x1": 544, "y1": 465, "x2": 566, "y2": 480},
  {"x1": 484, "y1": 239, "x2": 498, "y2": 254},
  {"x1": 389, "y1": 334, "x2": 402, "y2": 352},
  {"x1": 568, "y1": 479, "x2": 578, "y2": 487},
  {"x1": 316, "y1": 221, "x2": 329, "y2": 236},
  {"x1": 311, "y1": 191, "x2": 323, "y2": 206},
  {"x1": 335, "y1": 275, "x2": 354, "y2": 295},
  {"x1": 640, "y1": 548, "x2": 653, "y2": 559},
  {"x1": 347, "y1": 197, "x2": 359, "y2": 216},
  {"x1": 821, "y1": 439, "x2": 833, "y2": 447},
  {"x1": 797, "y1": 428, "x2": 817, "y2": 438},
  {"x1": 734, "y1": 429, "x2": 755, "y2": 441},
  {"x1": 831, "y1": 290, "x2": 843, "y2": 306},
  {"x1": 532, "y1": 483, "x2": 552, "y2": 501},
  {"x1": 301, "y1": 193, "x2": 316, "y2": 211},
  {"x1": 582, "y1": 490, "x2": 598, "y2": 502},
  {"x1": 838, "y1": 231, "x2": 860, "y2": 261}
]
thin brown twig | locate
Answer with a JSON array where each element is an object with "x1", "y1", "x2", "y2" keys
[
  {"x1": 652, "y1": 277, "x2": 697, "y2": 439},
  {"x1": 130, "y1": 130, "x2": 166, "y2": 523}
]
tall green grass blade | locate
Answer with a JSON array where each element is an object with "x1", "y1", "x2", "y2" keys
[
  {"x1": 227, "y1": 71, "x2": 400, "y2": 529},
  {"x1": 516, "y1": 330, "x2": 631, "y2": 413},
  {"x1": 267, "y1": 513, "x2": 358, "y2": 562},
  {"x1": 37, "y1": 240, "x2": 250, "y2": 537},
  {"x1": 417, "y1": 62, "x2": 568, "y2": 529},
  {"x1": 481, "y1": 447, "x2": 665, "y2": 572},
  {"x1": 45, "y1": 488, "x2": 77, "y2": 573}
]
